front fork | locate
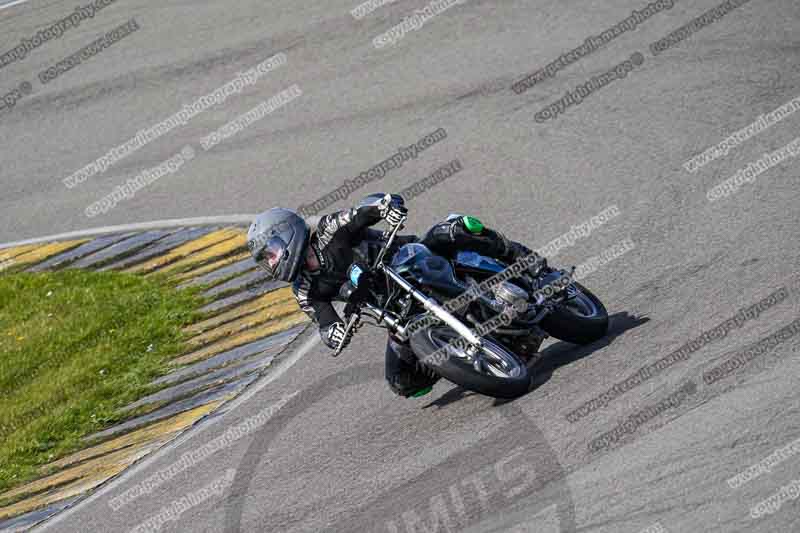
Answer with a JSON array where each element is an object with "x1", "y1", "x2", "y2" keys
[{"x1": 380, "y1": 265, "x2": 484, "y2": 352}]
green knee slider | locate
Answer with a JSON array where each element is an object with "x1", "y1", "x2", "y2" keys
[{"x1": 411, "y1": 385, "x2": 433, "y2": 397}]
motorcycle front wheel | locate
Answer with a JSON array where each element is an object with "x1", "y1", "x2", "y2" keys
[{"x1": 410, "y1": 326, "x2": 531, "y2": 399}]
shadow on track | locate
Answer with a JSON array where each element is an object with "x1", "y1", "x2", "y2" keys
[
  {"x1": 530, "y1": 311, "x2": 649, "y2": 389},
  {"x1": 224, "y1": 359, "x2": 577, "y2": 533}
]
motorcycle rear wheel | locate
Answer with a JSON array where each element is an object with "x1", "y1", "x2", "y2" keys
[{"x1": 540, "y1": 282, "x2": 609, "y2": 344}]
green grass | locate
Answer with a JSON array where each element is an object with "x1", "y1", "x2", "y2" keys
[{"x1": 0, "y1": 270, "x2": 205, "y2": 494}]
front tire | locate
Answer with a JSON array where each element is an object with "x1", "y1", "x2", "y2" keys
[
  {"x1": 410, "y1": 326, "x2": 531, "y2": 399},
  {"x1": 540, "y1": 282, "x2": 609, "y2": 344}
]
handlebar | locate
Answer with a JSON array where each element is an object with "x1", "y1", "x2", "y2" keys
[
  {"x1": 332, "y1": 220, "x2": 404, "y2": 356},
  {"x1": 372, "y1": 220, "x2": 403, "y2": 270}
]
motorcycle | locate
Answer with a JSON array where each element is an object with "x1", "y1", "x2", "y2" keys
[{"x1": 333, "y1": 217, "x2": 609, "y2": 399}]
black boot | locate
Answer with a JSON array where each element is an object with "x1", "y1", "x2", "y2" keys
[{"x1": 385, "y1": 336, "x2": 440, "y2": 397}]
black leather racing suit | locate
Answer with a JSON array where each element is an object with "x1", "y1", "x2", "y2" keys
[{"x1": 292, "y1": 195, "x2": 532, "y2": 397}]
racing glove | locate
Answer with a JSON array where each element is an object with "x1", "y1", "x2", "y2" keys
[
  {"x1": 378, "y1": 193, "x2": 407, "y2": 226},
  {"x1": 321, "y1": 321, "x2": 349, "y2": 350}
]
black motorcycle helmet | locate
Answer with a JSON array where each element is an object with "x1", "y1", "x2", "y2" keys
[{"x1": 247, "y1": 208, "x2": 310, "y2": 283}]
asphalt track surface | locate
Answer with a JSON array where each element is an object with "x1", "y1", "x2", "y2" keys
[{"x1": 2, "y1": 0, "x2": 799, "y2": 531}]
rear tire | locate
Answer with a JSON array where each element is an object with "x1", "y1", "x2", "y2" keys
[
  {"x1": 540, "y1": 282, "x2": 608, "y2": 344},
  {"x1": 410, "y1": 326, "x2": 531, "y2": 399}
]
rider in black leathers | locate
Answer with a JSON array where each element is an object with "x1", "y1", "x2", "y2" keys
[{"x1": 247, "y1": 193, "x2": 534, "y2": 397}]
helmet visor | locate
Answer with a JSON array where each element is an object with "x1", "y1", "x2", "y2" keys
[{"x1": 257, "y1": 236, "x2": 288, "y2": 278}]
